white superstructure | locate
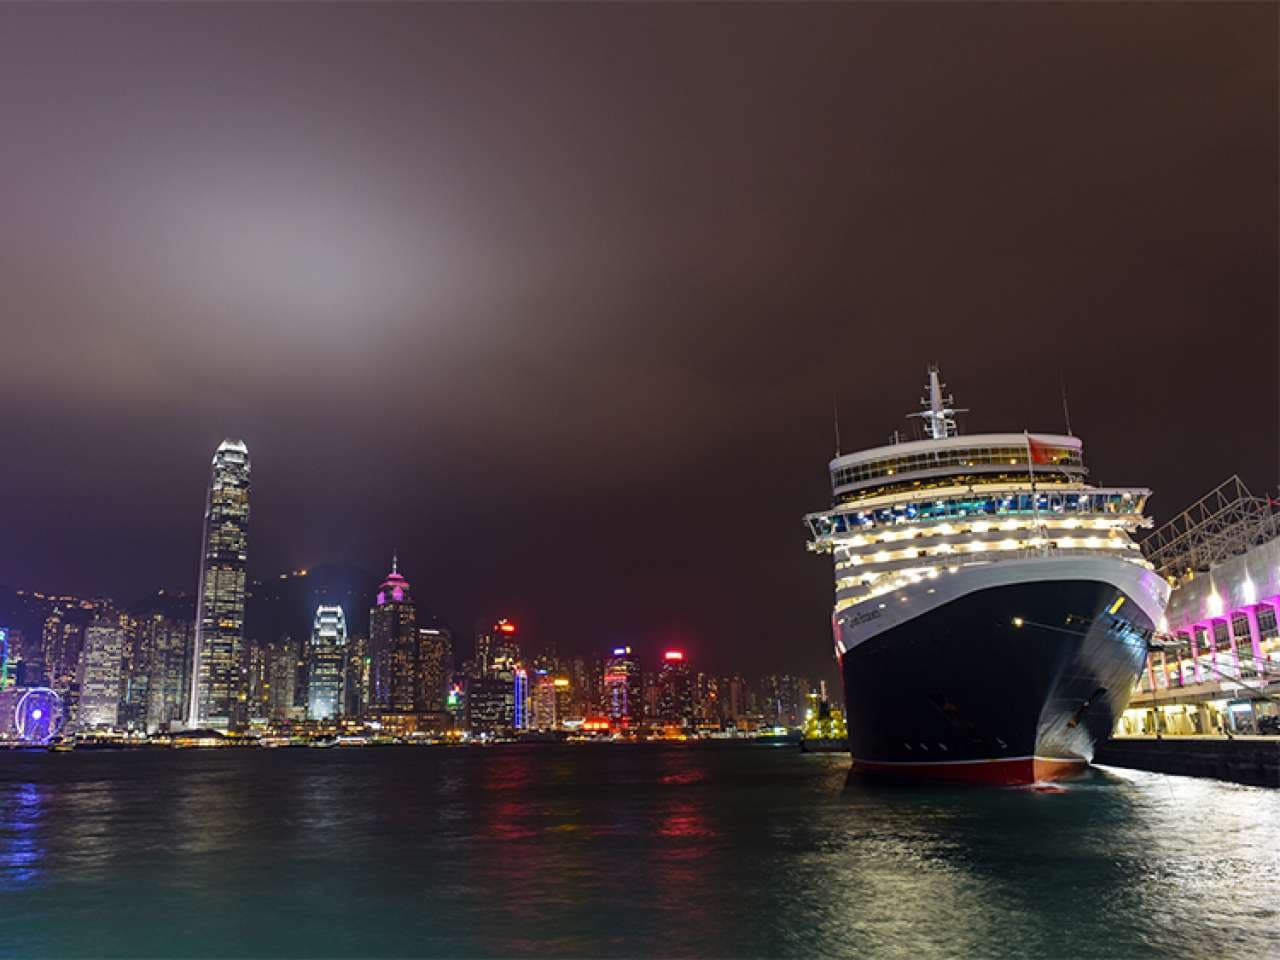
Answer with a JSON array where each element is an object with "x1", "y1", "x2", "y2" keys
[{"x1": 806, "y1": 366, "x2": 1169, "y2": 654}]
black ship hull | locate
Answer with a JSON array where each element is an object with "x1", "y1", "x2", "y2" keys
[{"x1": 841, "y1": 579, "x2": 1153, "y2": 785}]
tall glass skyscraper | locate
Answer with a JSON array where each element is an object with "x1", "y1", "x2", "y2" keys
[
  {"x1": 368, "y1": 557, "x2": 417, "y2": 714},
  {"x1": 188, "y1": 439, "x2": 251, "y2": 730},
  {"x1": 307, "y1": 605, "x2": 347, "y2": 721}
]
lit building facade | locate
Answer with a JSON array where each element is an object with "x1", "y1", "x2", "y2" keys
[
  {"x1": 189, "y1": 439, "x2": 251, "y2": 731},
  {"x1": 468, "y1": 675, "x2": 514, "y2": 734},
  {"x1": 119, "y1": 613, "x2": 149, "y2": 732},
  {"x1": 345, "y1": 634, "x2": 370, "y2": 718},
  {"x1": 368, "y1": 557, "x2": 417, "y2": 714},
  {"x1": 267, "y1": 639, "x2": 301, "y2": 723},
  {"x1": 603, "y1": 646, "x2": 642, "y2": 725},
  {"x1": 656, "y1": 650, "x2": 694, "y2": 727},
  {"x1": 513, "y1": 668, "x2": 529, "y2": 730},
  {"x1": 141, "y1": 613, "x2": 193, "y2": 734},
  {"x1": 761, "y1": 674, "x2": 810, "y2": 728},
  {"x1": 307, "y1": 605, "x2": 347, "y2": 721},
  {"x1": 78, "y1": 615, "x2": 125, "y2": 730},
  {"x1": 1123, "y1": 478, "x2": 1280, "y2": 736},
  {"x1": 417, "y1": 626, "x2": 452, "y2": 714},
  {"x1": 489, "y1": 620, "x2": 519, "y2": 677},
  {"x1": 42, "y1": 607, "x2": 85, "y2": 694}
]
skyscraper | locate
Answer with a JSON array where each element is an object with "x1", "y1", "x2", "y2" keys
[
  {"x1": 266, "y1": 639, "x2": 300, "y2": 723},
  {"x1": 78, "y1": 614, "x2": 125, "y2": 730},
  {"x1": 142, "y1": 613, "x2": 193, "y2": 734},
  {"x1": 42, "y1": 606, "x2": 85, "y2": 694},
  {"x1": 656, "y1": 650, "x2": 694, "y2": 728},
  {"x1": 344, "y1": 633, "x2": 370, "y2": 718},
  {"x1": 417, "y1": 626, "x2": 451, "y2": 715},
  {"x1": 513, "y1": 667, "x2": 529, "y2": 731},
  {"x1": 368, "y1": 557, "x2": 417, "y2": 714},
  {"x1": 603, "y1": 646, "x2": 641, "y2": 726},
  {"x1": 306, "y1": 605, "x2": 347, "y2": 721},
  {"x1": 119, "y1": 612, "x2": 149, "y2": 731},
  {"x1": 532, "y1": 672, "x2": 559, "y2": 730},
  {"x1": 189, "y1": 439, "x2": 251, "y2": 731}
]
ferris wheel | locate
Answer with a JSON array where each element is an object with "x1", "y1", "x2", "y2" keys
[{"x1": 15, "y1": 688, "x2": 64, "y2": 743}]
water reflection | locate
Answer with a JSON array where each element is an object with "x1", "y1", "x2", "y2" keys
[
  {"x1": 0, "y1": 781, "x2": 47, "y2": 888},
  {"x1": 0, "y1": 747, "x2": 1277, "y2": 958}
]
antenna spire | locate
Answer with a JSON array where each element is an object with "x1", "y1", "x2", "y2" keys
[
  {"x1": 391, "y1": 551, "x2": 399, "y2": 575},
  {"x1": 1060, "y1": 376, "x2": 1073, "y2": 436},
  {"x1": 833, "y1": 397, "x2": 842, "y2": 457},
  {"x1": 906, "y1": 364, "x2": 967, "y2": 439}
]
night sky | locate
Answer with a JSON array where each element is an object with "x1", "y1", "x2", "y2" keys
[{"x1": 1, "y1": 4, "x2": 1275, "y2": 680}]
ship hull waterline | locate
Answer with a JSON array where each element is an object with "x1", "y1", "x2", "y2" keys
[{"x1": 839, "y1": 578, "x2": 1154, "y2": 785}]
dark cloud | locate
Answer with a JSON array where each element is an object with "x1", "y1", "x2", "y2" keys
[{"x1": 0, "y1": 3, "x2": 1274, "y2": 681}]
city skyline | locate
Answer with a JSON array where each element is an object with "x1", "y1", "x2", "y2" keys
[{"x1": 1, "y1": 3, "x2": 1276, "y2": 685}]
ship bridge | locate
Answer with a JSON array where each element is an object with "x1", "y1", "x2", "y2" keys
[{"x1": 830, "y1": 432, "x2": 1085, "y2": 500}]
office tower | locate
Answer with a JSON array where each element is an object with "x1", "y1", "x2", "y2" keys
[
  {"x1": 40, "y1": 608, "x2": 64, "y2": 683},
  {"x1": 643, "y1": 672, "x2": 660, "y2": 720},
  {"x1": 473, "y1": 630, "x2": 494, "y2": 678},
  {"x1": 189, "y1": 439, "x2": 251, "y2": 731},
  {"x1": 306, "y1": 605, "x2": 347, "y2": 721},
  {"x1": 532, "y1": 672, "x2": 558, "y2": 730},
  {"x1": 570, "y1": 657, "x2": 590, "y2": 718},
  {"x1": 444, "y1": 677, "x2": 466, "y2": 729},
  {"x1": 141, "y1": 613, "x2": 194, "y2": 734},
  {"x1": 513, "y1": 668, "x2": 529, "y2": 730},
  {"x1": 694, "y1": 673, "x2": 720, "y2": 730},
  {"x1": 267, "y1": 639, "x2": 299, "y2": 723},
  {"x1": 0, "y1": 627, "x2": 26, "y2": 687},
  {"x1": 467, "y1": 675, "x2": 514, "y2": 735},
  {"x1": 723, "y1": 674, "x2": 748, "y2": 725},
  {"x1": 345, "y1": 634, "x2": 370, "y2": 718},
  {"x1": 603, "y1": 646, "x2": 641, "y2": 725},
  {"x1": 417, "y1": 626, "x2": 451, "y2": 714},
  {"x1": 78, "y1": 614, "x2": 125, "y2": 730},
  {"x1": 656, "y1": 650, "x2": 693, "y2": 727},
  {"x1": 489, "y1": 619, "x2": 519, "y2": 676},
  {"x1": 368, "y1": 557, "x2": 417, "y2": 714},
  {"x1": 118, "y1": 612, "x2": 148, "y2": 731},
  {"x1": 553, "y1": 675, "x2": 573, "y2": 725},
  {"x1": 761, "y1": 674, "x2": 807, "y2": 728},
  {"x1": 246, "y1": 642, "x2": 270, "y2": 727},
  {"x1": 42, "y1": 607, "x2": 85, "y2": 693}
]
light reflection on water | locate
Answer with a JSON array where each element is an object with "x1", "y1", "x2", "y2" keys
[{"x1": 0, "y1": 746, "x2": 1278, "y2": 957}]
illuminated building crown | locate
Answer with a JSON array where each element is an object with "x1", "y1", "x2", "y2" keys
[{"x1": 376, "y1": 553, "x2": 412, "y2": 606}]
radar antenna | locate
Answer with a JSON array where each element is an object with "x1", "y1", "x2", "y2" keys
[{"x1": 906, "y1": 364, "x2": 967, "y2": 440}]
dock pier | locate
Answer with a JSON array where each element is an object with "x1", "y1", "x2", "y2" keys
[{"x1": 1095, "y1": 735, "x2": 1280, "y2": 787}]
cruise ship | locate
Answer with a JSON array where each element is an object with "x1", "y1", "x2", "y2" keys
[{"x1": 805, "y1": 367, "x2": 1170, "y2": 784}]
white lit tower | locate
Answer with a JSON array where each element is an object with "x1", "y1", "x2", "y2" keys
[
  {"x1": 307, "y1": 605, "x2": 348, "y2": 721},
  {"x1": 188, "y1": 439, "x2": 251, "y2": 731}
]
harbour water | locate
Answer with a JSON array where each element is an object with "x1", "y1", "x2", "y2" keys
[{"x1": 1, "y1": 743, "x2": 1277, "y2": 958}]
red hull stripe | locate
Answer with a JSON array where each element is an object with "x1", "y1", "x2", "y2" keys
[{"x1": 851, "y1": 756, "x2": 1087, "y2": 785}]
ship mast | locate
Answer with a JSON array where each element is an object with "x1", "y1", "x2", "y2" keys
[{"x1": 907, "y1": 364, "x2": 966, "y2": 439}]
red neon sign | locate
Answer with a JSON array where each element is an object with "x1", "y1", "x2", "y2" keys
[{"x1": 663, "y1": 650, "x2": 684, "y2": 661}]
